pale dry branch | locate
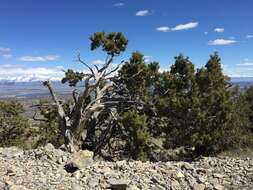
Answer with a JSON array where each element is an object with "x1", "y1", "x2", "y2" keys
[
  {"x1": 43, "y1": 80, "x2": 66, "y2": 120},
  {"x1": 77, "y1": 53, "x2": 95, "y2": 76}
]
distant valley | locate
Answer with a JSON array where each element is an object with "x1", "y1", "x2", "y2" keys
[
  {"x1": 0, "y1": 81, "x2": 74, "y2": 99},
  {"x1": 0, "y1": 77, "x2": 253, "y2": 99}
]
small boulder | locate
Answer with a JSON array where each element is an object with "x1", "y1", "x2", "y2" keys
[
  {"x1": 65, "y1": 150, "x2": 93, "y2": 172},
  {"x1": 181, "y1": 162, "x2": 194, "y2": 170},
  {"x1": 72, "y1": 170, "x2": 81, "y2": 180},
  {"x1": 44, "y1": 143, "x2": 55, "y2": 152},
  {"x1": 88, "y1": 177, "x2": 99, "y2": 188},
  {"x1": 213, "y1": 184, "x2": 224, "y2": 190},
  {"x1": 71, "y1": 150, "x2": 93, "y2": 168},
  {"x1": 72, "y1": 183, "x2": 83, "y2": 190},
  {"x1": 173, "y1": 171, "x2": 184, "y2": 179},
  {"x1": 171, "y1": 179, "x2": 180, "y2": 188},
  {"x1": 108, "y1": 179, "x2": 129, "y2": 190},
  {"x1": 193, "y1": 183, "x2": 205, "y2": 190}
]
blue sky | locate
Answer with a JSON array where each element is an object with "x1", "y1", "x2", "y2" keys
[{"x1": 0, "y1": 0, "x2": 252, "y2": 81}]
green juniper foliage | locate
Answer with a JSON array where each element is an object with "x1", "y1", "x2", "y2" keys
[
  {"x1": 0, "y1": 101, "x2": 29, "y2": 147},
  {"x1": 121, "y1": 110, "x2": 150, "y2": 161}
]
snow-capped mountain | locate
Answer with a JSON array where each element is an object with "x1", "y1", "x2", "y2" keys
[
  {"x1": 0, "y1": 65, "x2": 64, "y2": 83},
  {"x1": 0, "y1": 75, "x2": 62, "y2": 83}
]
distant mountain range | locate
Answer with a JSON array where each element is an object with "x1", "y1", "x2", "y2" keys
[
  {"x1": 0, "y1": 81, "x2": 74, "y2": 99},
  {"x1": 0, "y1": 78, "x2": 252, "y2": 99},
  {"x1": 1, "y1": 77, "x2": 253, "y2": 85},
  {"x1": 0, "y1": 75, "x2": 61, "y2": 83},
  {"x1": 0, "y1": 77, "x2": 253, "y2": 83},
  {"x1": 230, "y1": 77, "x2": 253, "y2": 87},
  {"x1": 230, "y1": 77, "x2": 253, "y2": 82}
]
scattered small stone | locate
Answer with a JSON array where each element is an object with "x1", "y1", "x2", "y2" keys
[
  {"x1": 0, "y1": 147, "x2": 23, "y2": 158},
  {"x1": 181, "y1": 162, "x2": 195, "y2": 171},
  {"x1": 174, "y1": 171, "x2": 185, "y2": 179},
  {"x1": 72, "y1": 183, "x2": 83, "y2": 190},
  {"x1": 193, "y1": 183, "x2": 205, "y2": 190},
  {"x1": 127, "y1": 185, "x2": 140, "y2": 190},
  {"x1": 44, "y1": 143, "x2": 55, "y2": 152},
  {"x1": 0, "y1": 146, "x2": 252, "y2": 190},
  {"x1": 170, "y1": 179, "x2": 180, "y2": 188},
  {"x1": 62, "y1": 155, "x2": 68, "y2": 162},
  {"x1": 88, "y1": 177, "x2": 99, "y2": 188},
  {"x1": 8, "y1": 185, "x2": 28, "y2": 190},
  {"x1": 57, "y1": 157, "x2": 63, "y2": 164},
  {"x1": 73, "y1": 171, "x2": 81, "y2": 180},
  {"x1": 213, "y1": 173, "x2": 225, "y2": 178},
  {"x1": 213, "y1": 184, "x2": 224, "y2": 190}
]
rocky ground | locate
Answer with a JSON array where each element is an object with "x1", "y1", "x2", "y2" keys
[{"x1": 0, "y1": 144, "x2": 252, "y2": 190}]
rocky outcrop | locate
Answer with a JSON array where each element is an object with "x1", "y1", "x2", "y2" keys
[{"x1": 0, "y1": 144, "x2": 252, "y2": 190}]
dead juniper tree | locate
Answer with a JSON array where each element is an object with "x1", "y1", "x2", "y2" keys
[{"x1": 42, "y1": 32, "x2": 136, "y2": 153}]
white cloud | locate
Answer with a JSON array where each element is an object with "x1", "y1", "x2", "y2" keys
[
  {"x1": 223, "y1": 59, "x2": 253, "y2": 77},
  {"x1": 156, "y1": 22, "x2": 198, "y2": 32},
  {"x1": 113, "y1": 2, "x2": 124, "y2": 7},
  {"x1": 159, "y1": 67, "x2": 168, "y2": 73},
  {"x1": 91, "y1": 59, "x2": 105, "y2": 65},
  {"x1": 247, "y1": 35, "x2": 253, "y2": 38},
  {"x1": 144, "y1": 55, "x2": 153, "y2": 63},
  {"x1": 208, "y1": 39, "x2": 237, "y2": 45},
  {"x1": 0, "y1": 64, "x2": 64, "y2": 82},
  {"x1": 224, "y1": 66, "x2": 253, "y2": 77},
  {"x1": 0, "y1": 47, "x2": 13, "y2": 59},
  {"x1": 237, "y1": 59, "x2": 253, "y2": 66},
  {"x1": 0, "y1": 47, "x2": 11, "y2": 53},
  {"x1": 136, "y1": 10, "x2": 149, "y2": 16},
  {"x1": 171, "y1": 22, "x2": 198, "y2": 31},
  {"x1": 156, "y1": 26, "x2": 170, "y2": 32},
  {"x1": 237, "y1": 62, "x2": 253, "y2": 66},
  {"x1": 204, "y1": 32, "x2": 208, "y2": 35},
  {"x1": 18, "y1": 55, "x2": 60, "y2": 62},
  {"x1": 2, "y1": 54, "x2": 12, "y2": 59},
  {"x1": 214, "y1": 28, "x2": 225, "y2": 33}
]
